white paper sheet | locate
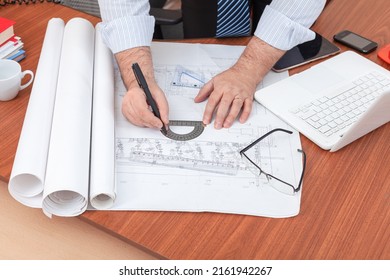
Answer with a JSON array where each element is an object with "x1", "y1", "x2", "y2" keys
[
  {"x1": 112, "y1": 42, "x2": 302, "y2": 218},
  {"x1": 42, "y1": 18, "x2": 95, "y2": 217},
  {"x1": 89, "y1": 23, "x2": 116, "y2": 209},
  {"x1": 8, "y1": 18, "x2": 65, "y2": 208}
]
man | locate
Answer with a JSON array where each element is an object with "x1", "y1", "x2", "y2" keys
[{"x1": 97, "y1": 0, "x2": 326, "y2": 130}]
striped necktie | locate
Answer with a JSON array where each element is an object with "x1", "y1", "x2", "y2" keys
[{"x1": 216, "y1": 0, "x2": 251, "y2": 37}]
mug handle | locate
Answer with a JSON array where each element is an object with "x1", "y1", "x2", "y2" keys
[{"x1": 20, "y1": 70, "x2": 34, "y2": 90}]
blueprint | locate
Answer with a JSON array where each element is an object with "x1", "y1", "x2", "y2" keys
[{"x1": 113, "y1": 42, "x2": 303, "y2": 218}]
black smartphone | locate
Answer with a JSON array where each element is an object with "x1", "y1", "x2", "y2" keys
[
  {"x1": 272, "y1": 33, "x2": 340, "y2": 72},
  {"x1": 333, "y1": 30, "x2": 378, "y2": 54}
]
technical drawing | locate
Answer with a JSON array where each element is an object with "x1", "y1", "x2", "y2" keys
[
  {"x1": 115, "y1": 131, "x2": 282, "y2": 178},
  {"x1": 113, "y1": 59, "x2": 298, "y2": 191},
  {"x1": 116, "y1": 138, "x2": 241, "y2": 175},
  {"x1": 171, "y1": 65, "x2": 206, "y2": 88},
  {"x1": 153, "y1": 64, "x2": 219, "y2": 97},
  {"x1": 110, "y1": 43, "x2": 301, "y2": 217}
]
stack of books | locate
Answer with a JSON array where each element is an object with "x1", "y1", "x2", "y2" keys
[{"x1": 0, "y1": 17, "x2": 26, "y2": 62}]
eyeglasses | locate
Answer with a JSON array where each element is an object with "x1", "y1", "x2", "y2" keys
[{"x1": 239, "y1": 128, "x2": 306, "y2": 195}]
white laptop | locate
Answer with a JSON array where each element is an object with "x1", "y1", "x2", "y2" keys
[{"x1": 255, "y1": 51, "x2": 390, "y2": 152}]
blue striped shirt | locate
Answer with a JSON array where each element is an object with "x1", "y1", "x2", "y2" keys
[{"x1": 98, "y1": 0, "x2": 326, "y2": 53}]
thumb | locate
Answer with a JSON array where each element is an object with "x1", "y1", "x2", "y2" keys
[
  {"x1": 153, "y1": 89, "x2": 169, "y2": 126},
  {"x1": 194, "y1": 80, "x2": 214, "y2": 103}
]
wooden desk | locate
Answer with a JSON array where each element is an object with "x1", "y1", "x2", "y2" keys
[{"x1": 1, "y1": 1, "x2": 389, "y2": 260}]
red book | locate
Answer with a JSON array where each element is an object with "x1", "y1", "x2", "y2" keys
[{"x1": 0, "y1": 17, "x2": 16, "y2": 46}]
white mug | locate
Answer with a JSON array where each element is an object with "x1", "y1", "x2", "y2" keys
[{"x1": 0, "y1": 59, "x2": 34, "y2": 101}]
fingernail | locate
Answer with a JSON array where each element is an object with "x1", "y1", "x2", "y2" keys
[{"x1": 215, "y1": 122, "x2": 222, "y2": 129}]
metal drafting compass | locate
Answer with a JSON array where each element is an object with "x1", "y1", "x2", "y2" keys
[{"x1": 161, "y1": 120, "x2": 205, "y2": 141}]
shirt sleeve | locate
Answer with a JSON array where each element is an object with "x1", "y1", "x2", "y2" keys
[
  {"x1": 254, "y1": 0, "x2": 326, "y2": 50},
  {"x1": 97, "y1": 0, "x2": 155, "y2": 54}
]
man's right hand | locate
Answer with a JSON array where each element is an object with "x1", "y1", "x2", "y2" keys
[
  {"x1": 121, "y1": 80, "x2": 169, "y2": 129},
  {"x1": 115, "y1": 47, "x2": 169, "y2": 129}
]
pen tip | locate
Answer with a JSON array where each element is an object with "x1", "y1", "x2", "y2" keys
[{"x1": 161, "y1": 126, "x2": 168, "y2": 135}]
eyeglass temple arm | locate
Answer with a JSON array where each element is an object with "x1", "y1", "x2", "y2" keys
[
  {"x1": 240, "y1": 128, "x2": 293, "y2": 154},
  {"x1": 295, "y1": 149, "x2": 307, "y2": 193},
  {"x1": 263, "y1": 148, "x2": 306, "y2": 193}
]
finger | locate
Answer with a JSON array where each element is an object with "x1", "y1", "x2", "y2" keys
[
  {"x1": 152, "y1": 90, "x2": 170, "y2": 127},
  {"x1": 202, "y1": 90, "x2": 223, "y2": 125},
  {"x1": 239, "y1": 98, "x2": 253, "y2": 123},
  {"x1": 122, "y1": 89, "x2": 163, "y2": 129},
  {"x1": 143, "y1": 118, "x2": 162, "y2": 129},
  {"x1": 121, "y1": 104, "x2": 142, "y2": 126},
  {"x1": 214, "y1": 95, "x2": 234, "y2": 129},
  {"x1": 194, "y1": 80, "x2": 214, "y2": 103},
  {"x1": 131, "y1": 98, "x2": 163, "y2": 129},
  {"x1": 139, "y1": 107, "x2": 164, "y2": 129},
  {"x1": 121, "y1": 93, "x2": 144, "y2": 126},
  {"x1": 223, "y1": 97, "x2": 244, "y2": 128},
  {"x1": 139, "y1": 83, "x2": 166, "y2": 129}
]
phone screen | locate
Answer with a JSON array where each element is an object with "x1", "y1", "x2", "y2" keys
[
  {"x1": 272, "y1": 33, "x2": 340, "y2": 72},
  {"x1": 341, "y1": 33, "x2": 372, "y2": 49}
]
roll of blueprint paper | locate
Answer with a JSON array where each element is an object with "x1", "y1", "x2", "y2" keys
[
  {"x1": 89, "y1": 23, "x2": 116, "y2": 210},
  {"x1": 42, "y1": 17, "x2": 95, "y2": 217},
  {"x1": 9, "y1": 18, "x2": 65, "y2": 208}
]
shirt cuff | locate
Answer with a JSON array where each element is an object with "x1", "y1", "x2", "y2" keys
[
  {"x1": 99, "y1": 15, "x2": 155, "y2": 54},
  {"x1": 254, "y1": 5, "x2": 316, "y2": 51}
]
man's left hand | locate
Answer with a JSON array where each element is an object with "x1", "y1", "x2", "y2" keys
[
  {"x1": 194, "y1": 66, "x2": 257, "y2": 129},
  {"x1": 194, "y1": 36, "x2": 285, "y2": 129}
]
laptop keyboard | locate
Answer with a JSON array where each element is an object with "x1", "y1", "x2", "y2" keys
[{"x1": 290, "y1": 71, "x2": 390, "y2": 137}]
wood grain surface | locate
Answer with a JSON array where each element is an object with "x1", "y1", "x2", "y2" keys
[
  {"x1": 0, "y1": 3, "x2": 101, "y2": 181},
  {"x1": 0, "y1": 0, "x2": 389, "y2": 260}
]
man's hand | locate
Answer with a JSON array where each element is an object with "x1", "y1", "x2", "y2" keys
[
  {"x1": 194, "y1": 66, "x2": 257, "y2": 129},
  {"x1": 115, "y1": 47, "x2": 169, "y2": 129},
  {"x1": 195, "y1": 37, "x2": 285, "y2": 129},
  {"x1": 121, "y1": 81, "x2": 168, "y2": 128}
]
